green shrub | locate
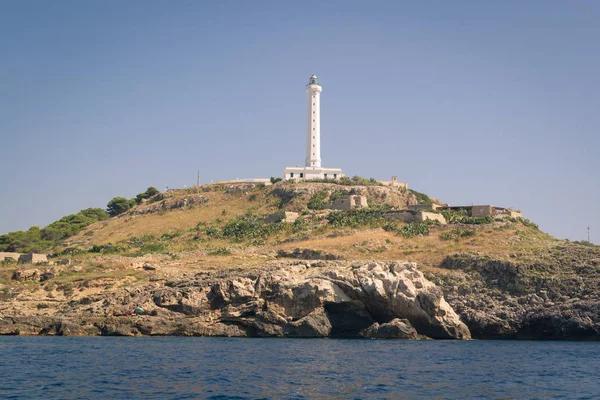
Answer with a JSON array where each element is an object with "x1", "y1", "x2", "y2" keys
[
  {"x1": 270, "y1": 188, "x2": 297, "y2": 208},
  {"x1": 517, "y1": 217, "x2": 539, "y2": 229},
  {"x1": 160, "y1": 232, "x2": 181, "y2": 241},
  {"x1": 139, "y1": 243, "x2": 166, "y2": 253},
  {"x1": 398, "y1": 222, "x2": 430, "y2": 238},
  {"x1": 218, "y1": 214, "x2": 283, "y2": 242},
  {"x1": 90, "y1": 243, "x2": 124, "y2": 254},
  {"x1": 307, "y1": 190, "x2": 329, "y2": 210},
  {"x1": 440, "y1": 229, "x2": 476, "y2": 242},
  {"x1": 409, "y1": 189, "x2": 433, "y2": 205},
  {"x1": 382, "y1": 221, "x2": 400, "y2": 232},
  {"x1": 439, "y1": 209, "x2": 468, "y2": 224},
  {"x1": 106, "y1": 197, "x2": 131, "y2": 217},
  {"x1": 135, "y1": 187, "x2": 160, "y2": 204},
  {"x1": 329, "y1": 190, "x2": 349, "y2": 203},
  {"x1": 460, "y1": 216, "x2": 494, "y2": 225},
  {"x1": 207, "y1": 247, "x2": 232, "y2": 255},
  {"x1": 0, "y1": 208, "x2": 109, "y2": 253},
  {"x1": 326, "y1": 209, "x2": 386, "y2": 229},
  {"x1": 0, "y1": 259, "x2": 17, "y2": 267}
]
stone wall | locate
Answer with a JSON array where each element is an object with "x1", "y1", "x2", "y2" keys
[
  {"x1": 472, "y1": 205, "x2": 495, "y2": 217},
  {"x1": 415, "y1": 211, "x2": 447, "y2": 225},
  {"x1": 377, "y1": 176, "x2": 408, "y2": 189},
  {"x1": 383, "y1": 211, "x2": 415, "y2": 223},
  {"x1": 408, "y1": 204, "x2": 441, "y2": 212},
  {"x1": 19, "y1": 253, "x2": 48, "y2": 264},
  {"x1": 330, "y1": 195, "x2": 369, "y2": 211},
  {"x1": 265, "y1": 211, "x2": 300, "y2": 223},
  {"x1": 0, "y1": 252, "x2": 21, "y2": 262}
]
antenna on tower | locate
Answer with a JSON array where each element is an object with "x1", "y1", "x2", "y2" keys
[
  {"x1": 197, "y1": 169, "x2": 200, "y2": 187},
  {"x1": 587, "y1": 225, "x2": 591, "y2": 243}
]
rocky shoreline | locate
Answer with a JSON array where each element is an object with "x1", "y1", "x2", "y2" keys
[
  {"x1": 0, "y1": 261, "x2": 469, "y2": 339},
  {"x1": 2, "y1": 246, "x2": 600, "y2": 340}
]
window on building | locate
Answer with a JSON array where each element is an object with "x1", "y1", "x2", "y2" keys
[
  {"x1": 313, "y1": 119, "x2": 315, "y2": 122},
  {"x1": 313, "y1": 136, "x2": 315, "y2": 139},
  {"x1": 324, "y1": 174, "x2": 328, "y2": 179},
  {"x1": 313, "y1": 144, "x2": 315, "y2": 147},
  {"x1": 300, "y1": 173, "x2": 304, "y2": 178},
  {"x1": 313, "y1": 128, "x2": 315, "y2": 130},
  {"x1": 313, "y1": 103, "x2": 315, "y2": 106},
  {"x1": 334, "y1": 174, "x2": 337, "y2": 179},
  {"x1": 290, "y1": 172, "x2": 294, "y2": 178}
]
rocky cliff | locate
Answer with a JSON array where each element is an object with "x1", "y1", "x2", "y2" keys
[
  {"x1": 0, "y1": 260, "x2": 470, "y2": 339},
  {"x1": 429, "y1": 244, "x2": 600, "y2": 340}
]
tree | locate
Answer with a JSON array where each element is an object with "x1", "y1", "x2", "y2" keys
[
  {"x1": 135, "y1": 186, "x2": 160, "y2": 204},
  {"x1": 106, "y1": 197, "x2": 131, "y2": 217}
]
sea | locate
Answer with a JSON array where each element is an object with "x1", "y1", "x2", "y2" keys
[{"x1": 0, "y1": 337, "x2": 598, "y2": 399}]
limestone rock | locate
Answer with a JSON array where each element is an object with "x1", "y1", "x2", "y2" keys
[
  {"x1": 1, "y1": 260, "x2": 471, "y2": 339},
  {"x1": 360, "y1": 319, "x2": 419, "y2": 339}
]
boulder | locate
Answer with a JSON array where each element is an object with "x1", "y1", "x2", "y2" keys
[{"x1": 360, "y1": 319, "x2": 419, "y2": 339}]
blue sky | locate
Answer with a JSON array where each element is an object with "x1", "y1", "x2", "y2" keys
[{"x1": 1, "y1": 1, "x2": 598, "y2": 242}]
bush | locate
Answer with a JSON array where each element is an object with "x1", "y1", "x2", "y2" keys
[
  {"x1": 106, "y1": 197, "x2": 131, "y2": 217},
  {"x1": 307, "y1": 190, "x2": 329, "y2": 210},
  {"x1": 383, "y1": 221, "x2": 399, "y2": 232},
  {"x1": 517, "y1": 217, "x2": 539, "y2": 230},
  {"x1": 409, "y1": 189, "x2": 433, "y2": 205},
  {"x1": 439, "y1": 209, "x2": 468, "y2": 224},
  {"x1": 270, "y1": 177, "x2": 283, "y2": 184},
  {"x1": 135, "y1": 187, "x2": 160, "y2": 204},
  {"x1": 0, "y1": 208, "x2": 109, "y2": 253},
  {"x1": 139, "y1": 243, "x2": 166, "y2": 253},
  {"x1": 207, "y1": 247, "x2": 232, "y2": 256},
  {"x1": 440, "y1": 229, "x2": 476, "y2": 242},
  {"x1": 398, "y1": 222, "x2": 430, "y2": 238},
  {"x1": 329, "y1": 190, "x2": 349, "y2": 203},
  {"x1": 460, "y1": 216, "x2": 494, "y2": 225},
  {"x1": 218, "y1": 214, "x2": 283, "y2": 242},
  {"x1": 270, "y1": 188, "x2": 297, "y2": 208},
  {"x1": 90, "y1": 243, "x2": 124, "y2": 254},
  {"x1": 326, "y1": 209, "x2": 386, "y2": 229}
]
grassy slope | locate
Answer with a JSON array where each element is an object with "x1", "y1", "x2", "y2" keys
[{"x1": 1, "y1": 181, "x2": 573, "y2": 295}]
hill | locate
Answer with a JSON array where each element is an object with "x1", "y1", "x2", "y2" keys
[{"x1": 1, "y1": 180, "x2": 599, "y2": 339}]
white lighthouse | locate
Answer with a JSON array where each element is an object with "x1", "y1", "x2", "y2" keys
[
  {"x1": 284, "y1": 75, "x2": 343, "y2": 181},
  {"x1": 306, "y1": 74, "x2": 322, "y2": 168}
]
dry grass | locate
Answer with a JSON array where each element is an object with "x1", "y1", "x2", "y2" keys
[
  {"x1": 273, "y1": 223, "x2": 558, "y2": 270},
  {"x1": 68, "y1": 190, "x2": 275, "y2": 246}
]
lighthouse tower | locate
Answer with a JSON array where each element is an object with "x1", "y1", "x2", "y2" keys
[
  {"x1": 306, "y1": 75, "x2": 322, "y2": 168},
  {"x1": 283, "y1": 75, "x2": 343, "y2": 181}
]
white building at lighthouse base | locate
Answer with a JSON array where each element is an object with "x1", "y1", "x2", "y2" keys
[{"x1": 283, "y1": 166, "x2": 343, "y2": 181}]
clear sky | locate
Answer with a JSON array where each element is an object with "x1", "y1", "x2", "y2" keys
[{"x1": 1, "y1": 1, "x2": 598, "y2": 242}]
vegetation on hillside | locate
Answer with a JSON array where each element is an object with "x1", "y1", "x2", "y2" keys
[
  {"x1": 106, "y1": 186, "x2": 160, "y2": 217},
  {"x1": 0, "y1": 208, "x2": 109, "y2": 253},
  {"x1": 409, "y1": 189, "x2": 433, "y2": 205}
]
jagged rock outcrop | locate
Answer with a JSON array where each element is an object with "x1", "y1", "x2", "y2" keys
[{"x1": 0, "y1": 260, "x2": 470, "y2": 339}]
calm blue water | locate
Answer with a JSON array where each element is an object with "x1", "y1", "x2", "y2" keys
[{"x1": 0, "y1": 338, "x2": 598, "y2": 399}]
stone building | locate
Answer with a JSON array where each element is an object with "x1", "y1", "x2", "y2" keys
[
  {"x1": 377, "y1": 176, "x2": 408, "y2": 189},
  {"x1": 330, "y1": 195, "x2": 369, "y2": 211},
  {"x1": 0, "y1": 252, "x2": 48, "y2": 264}
]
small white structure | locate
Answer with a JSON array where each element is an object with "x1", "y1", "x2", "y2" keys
[{"x1": 284, "y1": 75, "x2": 343, "y2": 180}]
